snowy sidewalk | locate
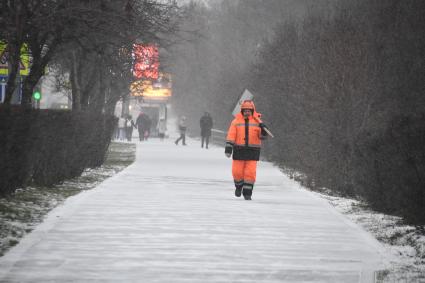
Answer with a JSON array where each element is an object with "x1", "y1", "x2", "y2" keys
[{"x1": 0, "y1": 138, "x2": 385, "y2": 282}]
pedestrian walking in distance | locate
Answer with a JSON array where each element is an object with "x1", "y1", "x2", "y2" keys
[
  {"x1": 144, "y1": 114, "x2": 152, "y2": 140},
  {"x1": 175, "y1": 116, "x2": 187, "y2": 145},
  {"x1": 136, "y1": 112, "x2": 149, "y2": 141},
  {"x1": 200, "y1": 112, "x2": 213, "y2": 149},
  {"x1": 225, "y1": 100, "x2": 268, "y2": 200},
  {"x1": 125, "y1": 114, "x2": 136, "y2": 142}
]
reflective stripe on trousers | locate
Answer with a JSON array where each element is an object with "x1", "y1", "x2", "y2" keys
[{"x1": 232, "y1": 160, "x2": 257, "y2": 186}]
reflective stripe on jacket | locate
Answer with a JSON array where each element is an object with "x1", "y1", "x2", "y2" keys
[{"x1": 226, "y1": 113, "x2": 262, "y2": 161}]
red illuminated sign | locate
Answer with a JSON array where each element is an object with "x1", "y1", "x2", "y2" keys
[{"x1": 132, "y1": 44, "x2": 159, "y2": 79}]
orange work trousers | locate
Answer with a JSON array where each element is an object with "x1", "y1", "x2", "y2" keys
[{"x1": 232, "y1": 160, "x2": 257, "y2": 186}]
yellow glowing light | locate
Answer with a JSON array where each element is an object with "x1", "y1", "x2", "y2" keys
[{"x1": 130, "y1": 79, "x2": 172, "y2": 98}]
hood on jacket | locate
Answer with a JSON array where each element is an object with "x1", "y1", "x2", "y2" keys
[{"x1": 236, "y1": 100, "x2": 262, "y2": 121}]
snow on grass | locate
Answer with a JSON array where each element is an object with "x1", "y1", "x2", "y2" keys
[
  {"x1": 281, "y1": 168, "x2": 425, "y2": 282},
  {"x1": 309, "y1": 189, "x2": 425, "y2": 282},
  {"x1": 0, "y1": 142, "x2": 136, "y2": 257}
]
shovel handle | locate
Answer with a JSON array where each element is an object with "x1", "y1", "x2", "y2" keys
[
  {"x1": 262, "y1": 126, "x2": 274, "y2": 138},
  {"x1": 252, "y1": 116, "x2": 274, "y2": 138}
]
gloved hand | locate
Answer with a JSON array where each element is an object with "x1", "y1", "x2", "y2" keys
[
  {"x1": 225, "y1": 145, "x2": 233, "y2": 158},
  {"x1": 259, "y1": 123, "x2": 268, "y2": 136}
]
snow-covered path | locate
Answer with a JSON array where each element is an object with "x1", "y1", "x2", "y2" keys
[{"x1": 0, "y1": 138, "x2": 385, "y2": 282}]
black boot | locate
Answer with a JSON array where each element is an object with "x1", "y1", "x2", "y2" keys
[
  {"x1": 242, "y1": 183, "x2": 253, "y2": 200},
  {"x1": 235, "y1": 186, "x2": 242, "y2": 197},
  {"x1": 234, "y1": 181, "x2": 243, "y2": 197}
]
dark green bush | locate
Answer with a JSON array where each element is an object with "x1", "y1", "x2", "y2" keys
[
  {"x1": 354, "y1": 114, "x2": 425, "y2": 224},
  {"x1": 0, "y1": 107, "x2": 116, "y2": 195}
]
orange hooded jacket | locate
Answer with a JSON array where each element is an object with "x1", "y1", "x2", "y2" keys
[{"x1": 225, "y1": 101, "x2": 266, "y2": 160}]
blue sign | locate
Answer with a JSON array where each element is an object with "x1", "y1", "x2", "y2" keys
[{"x1": 0, "y1": 76, "x2": 7, "y2": 103}]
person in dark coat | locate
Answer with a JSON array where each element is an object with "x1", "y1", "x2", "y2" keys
[
  {"x1": 200, "y1": 112, "x2": 213, "y2": 149},
  {"x1": 144, "y1": 114, "x2": 152, "y2": 140},
  {"x1": 136, "y1": 112, "x2": 149, "y2": 141}
]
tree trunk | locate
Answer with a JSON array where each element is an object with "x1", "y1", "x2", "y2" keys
[
  {"x1": 104, "y1": 82, "x2": 122, "y2": 115},
  {"x1": 21, "y1": 74, "x2": 40, "y2": 108},
  {"x1": 104, "y1": 97, "x2": 120, "y2": 115},
  {"x1": 70, "y1": 50, "x2": 81, "y2": 111},
  {"x1": 80, "y1": 58, "x2": 98, "y2": 110},
  {"x1": 21, "y1": 57, "x2": 44, "y2": 108},
  {"x1": 4, "y1": 42, "x2": 22, "y2": 105},
  {"x1": 91, "y1": 57, "x2": 106, "y2": 114}
]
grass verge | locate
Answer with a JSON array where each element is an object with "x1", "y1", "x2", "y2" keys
[{"x1": 0, "y1": 142, "x2": 136, "y2": 257}]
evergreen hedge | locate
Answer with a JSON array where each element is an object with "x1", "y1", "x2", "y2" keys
[
  {"x1": 0, "y1": 107, "x2": 116, "y2": 196},
  {"x1": 353, "y1": 114, "x2": 425, "y2": 224}
]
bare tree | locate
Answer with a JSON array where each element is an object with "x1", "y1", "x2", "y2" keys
[
  {"x1": 1, "y1": 0, "x2": 180, "y2": 110},
  {"x1": 51, "y1": 0, "x2": 180, "y2": 112}
]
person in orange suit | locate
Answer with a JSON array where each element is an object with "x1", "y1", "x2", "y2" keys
[{"x1": 225, "y1": 100, "x2": 268, "y2": 200}]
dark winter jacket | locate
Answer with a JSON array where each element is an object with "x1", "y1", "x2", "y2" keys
[
  {"x1": 136, "y1": 114, "x2": 150, "y2": 131},
  {"x1": 200, "y1": 114, "x2": 213, "y2": 137}
]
